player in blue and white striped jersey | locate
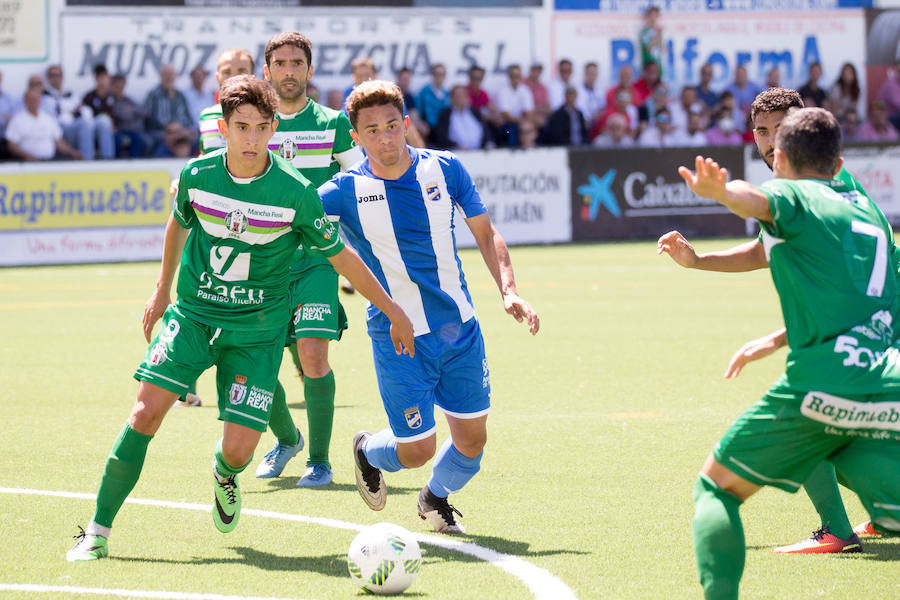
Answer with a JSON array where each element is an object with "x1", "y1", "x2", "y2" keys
[{"x1": 320, "y1": 80, "x2": 539, "y2": 534}]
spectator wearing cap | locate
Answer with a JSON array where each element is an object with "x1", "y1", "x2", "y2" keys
[
  {"x1": 857, "y1": 100, "x2": 900, "y2": 142},
  {"x1": 184, "y1": 65, "x2": 214, "y2": 124},
  {"x1": 591, "y1": 112, "x2": 634, "y2": 148},
  {"x1": 524, "y1": 63, "x2": 551, "y2": 124},
  {"x1": 540, "y1": 85, "x2": 588, "y2": 146}
]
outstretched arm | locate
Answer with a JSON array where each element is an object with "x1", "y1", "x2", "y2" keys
[
  {"x1": 328, "y1": 246, "x2": 415, "y2": 356},
  {"x1": 657, "y1": 231, "x2": 768, "y2": 272},
  {"x1": 678, "y1": 156, "x2": 773, "y2": 223},
  {"x1": 465, "y1": 213, "x2": 540, "y2": 335},
  {"x1": 143, "y1": 214, "x2": 189, "y2": 342},
  {"x1": 724, "y1": 328, "x2": 787, "y2": 378}
]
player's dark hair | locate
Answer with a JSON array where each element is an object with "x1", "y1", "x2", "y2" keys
[
  {"x1": 218, "y1": 47, "x2": 255, "y2": 75},
  {"x1": 93, "y1": 64, "x2": 108, "y2": 78},
  {"x1": 264, "y1": 32, "x2": 312, "y2": 67},
  {"x1": 750, "y1": 87, "x2": 803, "y2": 126},
  {"x1": 345, "y1": 80, "x2": 405, "y2": 130},
  {"x1": 775, "y1": 107, "x2": 840, "y2": 175},
  {"x1": 220, "y1": 75, "x2": 277, "y2": 122}
]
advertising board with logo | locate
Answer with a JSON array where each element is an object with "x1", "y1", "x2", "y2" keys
[
  {"x1": 453, "y1": 148, "x2": 571, "y2": 248},
  {"x1": 59, "y1": 12, "x2": 536, "y2": 101},
  {"x1": 0, "y1": 160, "x2": 180, "y2": 266},
  {"x1": 570, "y1": 146, "x2": 746, "y2": 241}
]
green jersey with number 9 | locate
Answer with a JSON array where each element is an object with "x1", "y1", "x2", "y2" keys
[{"x1": 172, "y1": 149, "x2": 344, "y2": 332}]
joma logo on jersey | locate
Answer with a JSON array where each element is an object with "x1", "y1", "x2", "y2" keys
[
  {"x1": 358, "y1": 194, "x2": 386, "y2": 203},
  {"x1": 426, "y1": 183, "x2": 441, "y2": 202}
]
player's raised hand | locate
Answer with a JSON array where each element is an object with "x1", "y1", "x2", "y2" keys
[
  {"x1": 389, "y1": 311, "x2": 416, "y2": 358},
  {"x1": 678, "y1": 156, "x2": 728, "y2": 203},
  {"x1": 656, "y1": 230, "x2": 699, "y2": 268},
  {"x1": 142, "y1": 290, "x2": 171, "y2": 342},
  {"x1": 503, "y1": 293, "x2": 540, "y2": 335}
]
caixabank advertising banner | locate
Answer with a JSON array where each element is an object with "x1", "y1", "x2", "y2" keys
[{"x1": 570, "y1": 146, "x2": 746, "y2": 241}]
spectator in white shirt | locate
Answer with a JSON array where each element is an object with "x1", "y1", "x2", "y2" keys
[
  {"x1": 577, "y1": 62, "x2": 604, "y2": 127},
  {"x1": 7, "y1": 87, "x2": 81, "y2": 160},
  {"x1": 495, "y1": 63, "x2": 535, "y2": 147},
  {"x1": 637, "y1": 106, "x2": 679, "y2": 147},
  {"x1": 432, "y1": 84, "x2": 489, "y2": 150},
  {"x1": 592, "y1": 112, "x2": 635, "y2": 148},
  {"x1": 668, "y1": 107, "x2": 707, "y2": 146},
  {"x1": 41, "y1": 64, "x2": 98, "y2": 159},
  {"x1": 547, "y1": 58, "x2": 575, "y2": 111}
]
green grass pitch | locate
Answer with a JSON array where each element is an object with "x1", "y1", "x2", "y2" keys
[{"x1": 1, "y1": 240, "x2": 897, "y2": 599}]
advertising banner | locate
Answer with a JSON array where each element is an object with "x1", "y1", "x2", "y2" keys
[
  {"x1": 570, "y1": 146, "x2": 746, "y2": 241},
  {"x1": 59, "y1": 12, "x2": 536, "y2": 100},
  {"x1": 0, "y1": 0, "x2": 48, "y2": 61},
  {"x1": 0, "y1": 159, "x2": 181, "y2": 266},
  {"x1": 454, "y1": 148, "x2": 572, "y2": 248},
  {"x1": 551, "y1": 10, "x2": 867, "y2": 103}
]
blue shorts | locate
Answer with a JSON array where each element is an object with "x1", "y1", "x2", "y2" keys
[{"x1": 371, "y1": 318, "x2": 490, "y2": 441}]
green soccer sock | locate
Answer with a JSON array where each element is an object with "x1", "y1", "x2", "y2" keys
[
  {"x1": 214, "y1": 438, "x2": 252, "y2": 477},
  {"x1": 267, "y1": 380, "x2": 300, "y2": 447},
  {"x1": 304, "y1": 371, "x2": 335, "y2": 467},
  {"x1": 803, "y1": 461, "x2": 853, "y2": 539},
  {"x1": 92, "y1": 423, "x2": 153, "y2": 529},
  {"x1": 692, "y1": 474, "x2": 745, "y2": 600}
]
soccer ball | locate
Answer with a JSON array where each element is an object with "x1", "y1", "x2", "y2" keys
[{"x1": 347, "y1": 522, "x2": 422, "y2": 595}]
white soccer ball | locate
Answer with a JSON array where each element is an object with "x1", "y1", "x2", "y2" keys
[{"x1": 347, "y1": 522, "x2": 422, "y2": 595}]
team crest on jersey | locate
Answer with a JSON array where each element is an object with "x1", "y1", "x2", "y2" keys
[
  {"x1": 426, "y1": 183, "x2": 441, "y2": 202},
  {"x1": 148, "y1": 343, "x2": 168, "y2": 366},
  {"x1": 404, "y1": 406, "x2": 422, "y2": 429},
  {"x1": 280, "y1": 138, "x2": 296, "y2": 161},
  {"x1": 230, "y1": 383, "x2": 248, "y2": 405},
  {"x1": 225, "y1": 209, "x2": 248, "y2": 234}
]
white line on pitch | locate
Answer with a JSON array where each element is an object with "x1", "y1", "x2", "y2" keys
[
  {"x1": 0, "y1": 584, "x2": 309, "y2": 600},
  {"x1": 0, "y1": 486, "x2": 578, "y2": 600}
]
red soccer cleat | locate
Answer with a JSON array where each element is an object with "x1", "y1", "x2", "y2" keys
[
  {"x1": 774, "y1": 527, "x2": 862, "y2": 554},
  {"x1": 853, "y1": 521, "x2": 884, "y2": 537}
]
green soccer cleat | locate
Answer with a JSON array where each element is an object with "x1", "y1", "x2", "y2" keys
[
  {"x1": 212, "y1": 466, "x2": 241, "y2": 533},
  {"x1": 66, "y1": 526, "x2": 108, "y2": 562}
]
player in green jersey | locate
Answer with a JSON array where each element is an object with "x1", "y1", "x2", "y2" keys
[
  {"x1": 249, "y1": 31, "x2": 365, "y2": 487},
  {"x1": 198, "y1": 47, "x2": 255, "y2": 155},
  {"x1": 676, "y1": 107, "x2": 900, "y2": 599},
  {"x1": 658, "y1": 87, "x2": 881, "y2": 553},
  {"x1": 66, "y1": 75, "x2": 414, "y2": 562}
]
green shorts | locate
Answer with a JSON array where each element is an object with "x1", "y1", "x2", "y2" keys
[
  {"x1": 286, "y1": 263, "x2": 348, "y2": 344},
  {"x1": 134, "y1": 305, "x2": 283, "y2": 432},
  {"x1": 714, "y1": 381, "x2": 900, "y2": 531}
]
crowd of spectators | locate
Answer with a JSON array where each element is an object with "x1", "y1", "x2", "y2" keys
[{"x1": 1, "y1": 51, "x2": 898, "y2": 162}]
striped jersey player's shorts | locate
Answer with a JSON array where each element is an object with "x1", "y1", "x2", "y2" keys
[
  {"x1": 714, "y1": 379, "x2": 900, "y2": 531},
  {"x1": 369, "y1": 317, "x2": 490, "y2": 442},
  {"x1": 134, "y1": 305, "x2": 283, "y2": 432}
]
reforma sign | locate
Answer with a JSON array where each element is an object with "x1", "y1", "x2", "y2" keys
[
  {"x1": 0, "y1": 159, "x2": 181, "y2": 266},
  {"x1": 60, "y1": 11, "x2": 536, "y2": 101},
  {"x1": 454, "y1": 148, "x2": 572, "y2": 248},
  {"x1": 570, "y1": 146, "x2": 746, "y2": 241},
  {"x1": 551, "y1": 10, "x2": 867, "y2": 110}
]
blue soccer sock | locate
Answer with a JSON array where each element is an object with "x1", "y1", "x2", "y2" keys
[
  {"x1": 364, "y1": 428, "x2": 404, "y2": 473},
  {"x1": 427, "y1": 438, "x2": 482, "y2": 498}
]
